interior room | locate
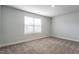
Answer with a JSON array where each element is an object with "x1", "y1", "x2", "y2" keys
[{"x1": 0, "y1": 5, "x2": 79, "y2": 54}]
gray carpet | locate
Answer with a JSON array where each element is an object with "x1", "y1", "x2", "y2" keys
[{"x1": 0, "y1": 37, "x2": 79, "y2": 54}]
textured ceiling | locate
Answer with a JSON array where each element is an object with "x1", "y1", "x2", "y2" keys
[{"x1": 7, "y1": 5, "x2": 79, "y2": 17}]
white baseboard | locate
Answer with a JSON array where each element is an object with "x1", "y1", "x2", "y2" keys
[
  {"x1": 1, "y1": 35, "x2": 79, "y2": 48},
  {"x1": 51, "y1": 35, "x2": 79, "y2": 42},
  {"x1": 0, "y1": 36, "x2": 49, "y2": 48}
]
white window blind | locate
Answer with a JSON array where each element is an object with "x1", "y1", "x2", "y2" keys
[{"x1": 24, "y1": 16, "x2": 41, "y2": 34}]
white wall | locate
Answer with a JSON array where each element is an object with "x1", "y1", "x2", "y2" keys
[
  {"x1": 0, "y1": 6, "x2": 2, "y2": 42},
  {"x1": 52, "y1": 12, "x2": 79, "y2": 42},
  {"x1": 1, "y1": 6, "x2": 51, "y2": 46},
  {"x1": 1, "y1": 5, "x2": 79, "y2": 47}
]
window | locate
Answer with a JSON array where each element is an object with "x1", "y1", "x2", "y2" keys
[{"x1": 24, "y1": 16, "x2": 41, "y2": 34}]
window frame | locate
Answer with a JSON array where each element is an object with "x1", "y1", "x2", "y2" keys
[{"x1": 24, "y1": 16, "x2": 42, "y2": 34}]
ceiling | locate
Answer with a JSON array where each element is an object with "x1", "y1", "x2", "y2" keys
[{"x1": 7, "y1": 5, "x2": 79, "y2": 17}]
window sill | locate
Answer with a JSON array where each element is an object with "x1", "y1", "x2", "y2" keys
[{"x1": 24, "y1": 32, "x2": 42, "y2": 35}]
